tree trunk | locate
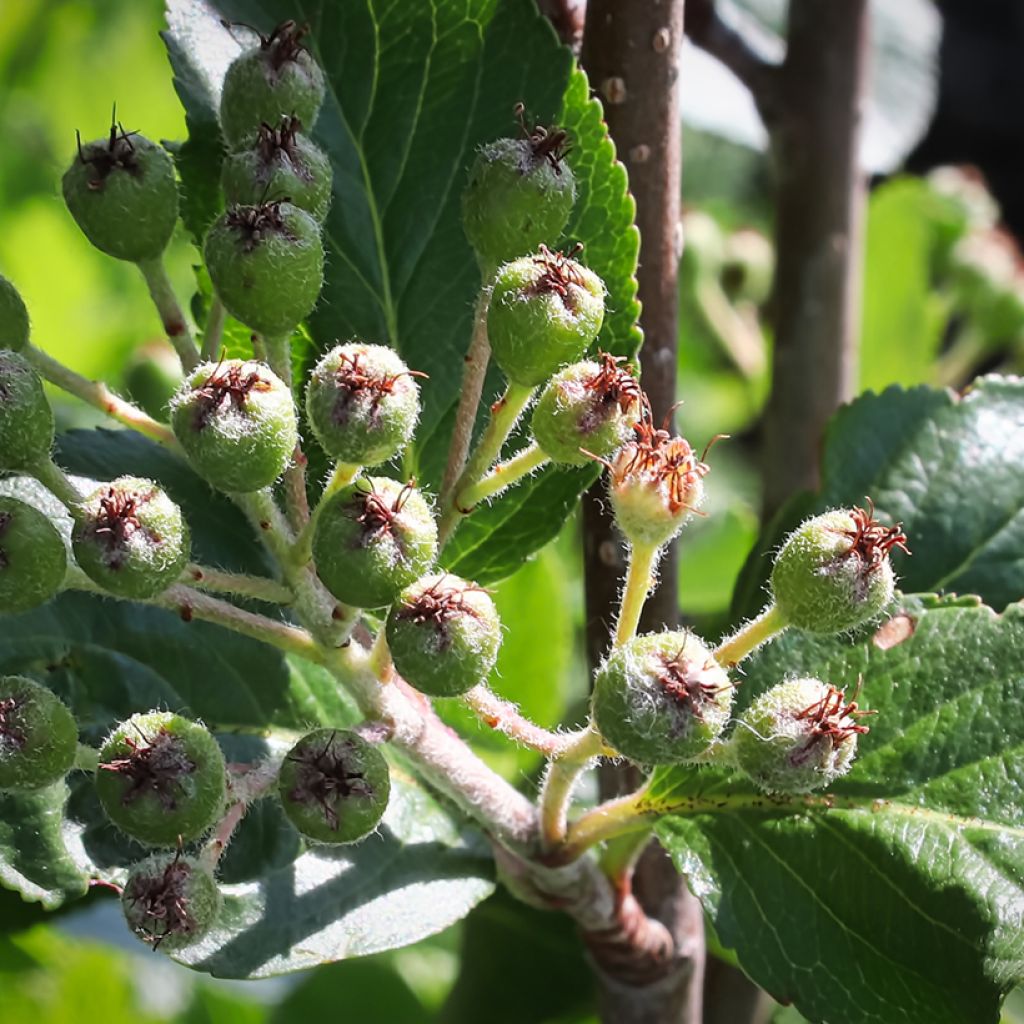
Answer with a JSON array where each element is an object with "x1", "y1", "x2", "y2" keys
[{"x1": 580, "y1": 2, "x2": 705, "y2": 1022}]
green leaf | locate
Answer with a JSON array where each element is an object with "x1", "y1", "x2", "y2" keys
[
  {"x1": 733, "y1": 375, "x2": 1024, "y2": 619},
  {"x1": 649, "y1": 594, "x2": 1024, "y2": 1024},
  {"x1": 163, "y1": 0, "x2": 640, "y2": 583}
]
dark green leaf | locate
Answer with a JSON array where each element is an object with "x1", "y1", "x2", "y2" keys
[
  {"x1": 733, "y1": 376, "x2": 1024, "y2": 619},
  {"x1": 650, "y1": 595, "x2": 1024, "y2": 1024}
]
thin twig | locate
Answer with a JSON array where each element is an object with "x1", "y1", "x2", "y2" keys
[
  {"x1": 183, "y1": 563, "x2": 293, "y2": 604},
  {"x1": 463, "y1": 685, "x2": 588, "y2": 758}
]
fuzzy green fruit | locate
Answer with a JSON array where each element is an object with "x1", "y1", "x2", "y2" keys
[
  {"x1": 221, "y1": 116, "x2": 332, "y2": 223},
  {"x1": 96, "y1": 711, "x2": 226, "y2": 847},
  {"x1": 732, "y1": 677, "x2": 870, "y2": 794},
  {"x1": 219, "y1": 21, "x2": 326, "y2": 150},
  {"x1": 123, "y1": 341, "x2": 183, "y2": 422},
  {"x1": 62, "y1": 126, "x2": 178, "y2": 263},
  {"x1": 204, "y1": 200, "x2": 324, "y2": 337},
  {"x1": 278, "y1": 728, "x2": 391, "y2": 844},
  {"x1": 0, "y1": 676, "x2": 77, "y2": 791},
  {"x1": 0, "y1": 497, "x2": 67, "y2": 614},
  {"x1": 171, "y1": 360, "x2": 297, "y2": 493},
  {"x1": 72, "y1": 478, "x2": 190, "y2": 599},
  {"x1": 386, "y1": 574, "x2": 501, "y2": 697},
  {"x1": 0, "y1": 274, "x2": 30, "y2": 351},
  {"x1": 488, "y1": 248, "x2": 605, "y2": 387},
  {"x1": 592, "y1": 631, "x2": 732, "y2": 765},
  {"x1": 0, "y1": 351, "x2": 54, "y2": 471},
  {"x1": 532, "y1": 355, "x2": 641, "y2": 466},
  {"x1": 462, "y1": 125, "x2": 575, "y2": 271},
  {"x1": 306, "y1": 343, "x2": 422, "y2": 466},
  {"x1": 771, "y1": 506, "x2": 906, "y2": 634},
  {"x1": 313, "y1": 477, "x2": 437, "y2": 608},
  {"x1": 122, "y1": 853, "x2": 221, "y2": 951}
]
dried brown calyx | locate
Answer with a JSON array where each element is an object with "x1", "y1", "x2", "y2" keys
[
  {"x1": 655, "y1": 647, "x2": 731, "y2": 720},
  {"x1": 514, "y1": 101, "x2": 571, "y2": 174},
  {"x1": 530, "y1": 243, "x2": 586, "y2": 310},
  {"x1": 89, "y1": 486, "x2": 157, "y2": 564},
  {"x1": 834, "y1": 499, "x2": 910, "y2": 569},
  {"x1": 191, "y1": 361, "x2": 272, "y2": 429},
  {"x1": 100, "y1": 726, "x2": 197, "y2": 809},
  {"x1": 285, "y1": 731, "x2": 372, "y2": 829},
  {"x1": 75, "y1": 118, "x2": 142, "y2": 189},
  {"x1": 0, "y1": 696, "x2": 25, "y2": 749},
  {"x1": 330, "y1": 350, "x2": 426, "y2": 425},
  {"x1": 254, "y1": 115, "x2": 305, "y2": 168},
  {"x1": 791, "y1": 682, "x2": 876, "y2": 765},
  {"x1": 123, "y1": 851, "x2": 200, "y2": 949},
  {"x1": 352, "y1": 479, "x2": 415, "y2": 547},
  {"x1": 225, "y1": 200, "x2": 293, "y2": 251}
]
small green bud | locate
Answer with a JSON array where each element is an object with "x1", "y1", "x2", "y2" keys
[
  {"x1": 219, "y1": 21, "x2": 326, "y2": 150},
  {"x1": 221, "y1": 116, "x2": 332, "y2": 223},
  {"x1": 170, "y1": 360, "x2": 297, "y2": 493},
  {"x1": 62, "y1": 124, "x2": 178, "y2": 262},
  {"x1": 386, "y1": 574, "x2": 502, "y2": 697},
  {"x1": 278, "y1": 728, "x2": 390, "y2": 844},
  {"x1": 732, "y1": 677, "x2": 872, "y2": 794},
  {"x1": 0, "y1": 351, "x2": 55, "y2": 471},
  {"x1": 204, "y1": 200, "x2": 324, "y2": 337},
  {"x1": 532, "y1": 354, "x2": 642, "y2": 466},
  {"x1": 0, "y1": 274, "x2": 30, "y2": 351},
  {"x1": 0, "y1": 497, "x2": 67, "y2": 615},
  {"x1": 122, "y1": 852, "x2": 221, "y2": 951},
  {"x1": 608, "y1": 423, "x2": 707, "y2": 548},
  {"x1": 96, "y1": 711, "x2": 226, "y2": 847},
  {"x1": 770, "y1": 505, "x2": 908, "y2": 634},
  {"x1": 123, "y1": 341, "x2": 183, "y2": 422},
  {"x1": 592, "y1": 631, "x2": 733, "y2": 765},
  {"x1": 488, "y1": 247, "x2": 605, "y2": 387},
  {"x1": 305, "y1": 343, "x2": 422, "y2": 466},
  {"x1": 462, "y1": 107, "x2": 575, "y2": 270},
  {"x1": 0, "y1": 676, "x2": 77, "y2": 792},
  {"x1": 72, "y1": 478, "x2": 190, "y2": 599},
  {"x1": 313, "y1": 477, "x2": 437, "y2": 608}
]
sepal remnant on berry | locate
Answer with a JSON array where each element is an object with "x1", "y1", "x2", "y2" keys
[
  {"x1": 488, "y1": 247, "x2": 605, "y2": 387},
  {"x1": 592, "y1": 631, "x2": 733, "y2": 765},
  {"x1": 770, "y1": 504, "x2": 908, "y2": 634},
  {"x1": 305, "y1": 343, "x2": 423, "y2": 466},
  {"x1": 278, "y1": 728, "x2": 391, "y2": 844},
  {"x1": 171, "y1": 359, "x2": 298, "y2": 493},
  {"x1": 62, "y1": 124, "x2": 178, "y2": 263},
  {"x1": 462, "y1": 105, "x2": 576, "y2": 271},
  {"x1": 313, "y1": 477, "x2": 438, "y2": 608},
  {"x1": 122, "y1": 852, "x2": 221, "y2": 952},
  {"x1": 72, "y1": 477, "x2": 190, "y2": 599},
  {"x1": 0, "y1": 274, "x2": 30, "y2": 351},
  {"x1": 386, "y1": 574, "x2": 502, "y2": 697},
  {"x1": 0, "y1": 351, "x2": 55, "y2": 471},
  {"x1": 732, "y1": 677, "x2": 873, "y2": 793},
  {"x1": 95, "y1": 711, "x2": 227, "y2": 847},
  {"x1": 0, "y1": 675, "x2": 78, "y2": 792},
  {"x1": 0, "y1": 497, "x2": 67, "y2": 615}
]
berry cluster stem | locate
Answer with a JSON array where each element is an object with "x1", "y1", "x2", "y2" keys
[
  {"x1": 714, "y1": 603, "x2": 788, "y2": 667},
  {"x1": 538, "y1": 728, "x2": 606, "y2": 851},
  {"x1": 614, "y1": 541, "x2": 662, "y2": 647},
  {"x1": 201, "y1": 296, "x2": 227, "y2": 363},
  {"x1": 183, "y1": 564, "x2": 293, "y2": 605},
  {"x1": 556, "y1": 790, "x2": 653, "y2": 865},
  {"x1": 458, "y1": 442, "x2": 549, "y2": 509},
  {"x1": 30, "y1": 455, "x2": 84, "y2": 510},
  {"x1": 293, "y1": 462, "x2": 362, "y2": 567},
  {"x1": 136, "y1": 256, "x2": 200, "y2": 371},
  {"x1": 463, "y1": 685, "x2": 587, "y2": 758}
]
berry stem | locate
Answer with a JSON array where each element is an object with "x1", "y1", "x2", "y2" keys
[
  {"x1": 441, "y1": 380, "x2": 536, "y2": 545},
  {"x1": 458, "y1": 442, "x2": 549, "y2": 508},
  {"x1": 74, "y1": 743, "x2": 100, "y2": 773},
  {"x1": 183, "y1": 563, "x2": 293, "y2": 605},
  {"x1": 538, "y1": 728, "x2": 605, "y2": 851},
  {"x1": 29, "y1": 456, "x2": 85, "y2": 510},
  {"x1": 200, "y1": 758, "x2": 281, "y2": 870},
  {"x1": 292, "y1": 462, "x2": 362, "y2": 567},
  {"x1": 714, "y1": 602, "x2": 788, "y2": 667},
  {"x1": 613, "y1": 541, "x2": 662, "y2": 647},
  {"x1": 24, "y1": 345, "x2": 179, "y2": 449},
  {"x1": 463, "y1": 685, "x2": 588, "y2": 757},
  {"x1": 136, "y1": 256, "x2": 201, "y2": 371},
  {"x1": 555, "y1": 789, "x2": 653, "y2": 865},
  {"x1": 369, "y1": 627, "x2": 393, "y2": 682},
  {"x1": 201, "y1": 296, "x2": 227, "y2": 363}
]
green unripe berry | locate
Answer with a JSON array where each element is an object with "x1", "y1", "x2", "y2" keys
[
  {"x1": 62, "y1": 126, "x2": 178, "y2": 262},
  {"x1": 608, "y1": 432, "x2": 706, "y2": 548},
  {"x1": 170, "y1": 360, "x2": 297, "y2": 493},
  {"x1": 305, "y1": 344, "x2": 422, "y2": 466},
  {"x1": 488, "y1": 248, "x2": 605, "y2": 388},
  {"x1": 592, "y1": 631, "x2": 733, "y2": 765},
  {"x1": 732, "y1": 677, "x2": 870, "y2": 794},
  {"x1": 385, "y1": 574, "x2": 502, "y2": 697},
  {"x1": 0, "y1": 274, "x2": 30, "y2": 351},
  {"x1": 0, "y1": 351, "x2": 54, "y2": 471},
  {"x1": 313, "y1": 477, "x2": 437, "y2": 608},
  {"x1": 0, "y1": 676, "x2": 77, "y2": 792},
  {"x1": 532, "y1": 355, "x2": 641, "y2": 466},
  {"x1": 278, "y1": 728, "x2": 390, "y2": 844},
  {"x1": 462, "y1": 120, "x2": 576, "y2": 270},
  {"x1": 204, "y1": 200, "x2": 324, "y2": 337},
  {"x1": 123, "y1": 341, "x2": 183, "y2": 422},
  {"x1": 122, "y1": 853, "x2": 221, "y2": 951},
  {"x1": 221, "y1": 116, "x2": 332, "y2": 223},
  {"x1": 0, "y1": 497, "x2": 67, "y2": 614},
  {"x1": 219, "y1": 22, "x2": 326, "y2": 150},
  {"x1": 770, "y1": 506, "x2": 906, "y2": 635},
  {"x1": 96, "y1": 711, "x2": 226, "y2": 847},
  {"x1": 72, "y1": 478, "x2": 190, "y2": 599}
]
